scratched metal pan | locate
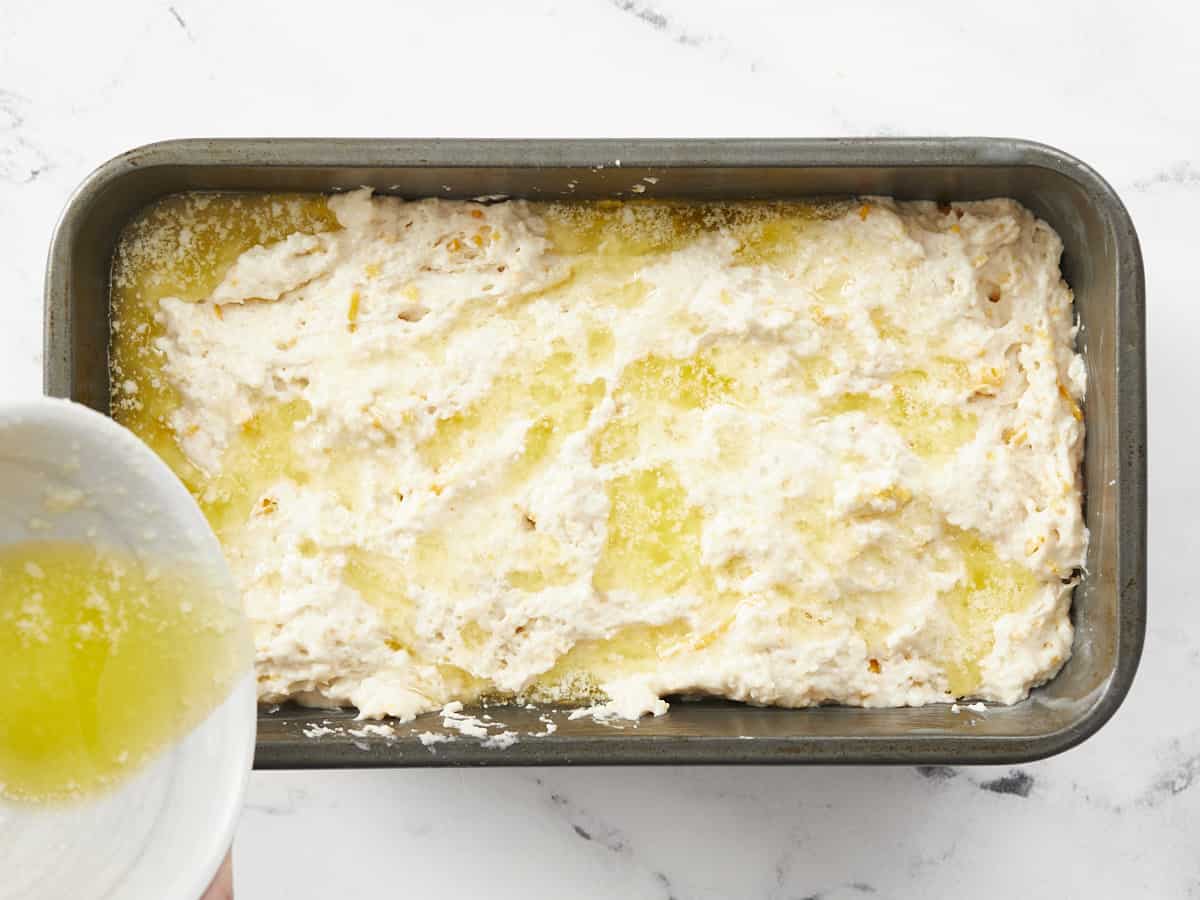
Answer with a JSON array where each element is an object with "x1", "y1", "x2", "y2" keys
[{"x1": 43, "y1": 138, "x2": 1145, "y2": 766}]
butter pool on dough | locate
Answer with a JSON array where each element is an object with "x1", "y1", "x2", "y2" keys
[{"x1": 109, "y1": 191, "x2": 1087, "y2": 720}]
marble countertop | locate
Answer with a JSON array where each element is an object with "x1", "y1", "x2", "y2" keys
[{"x1": 2, "y1": 0, "x2": 1194, "y2": 896}]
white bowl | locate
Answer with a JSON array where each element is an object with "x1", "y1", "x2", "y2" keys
[{"x1": 0, "y1": 399, "x2": 255, "y2": 900}]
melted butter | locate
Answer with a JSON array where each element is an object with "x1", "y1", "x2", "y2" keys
[
  {"x1": 786, "y1": 485, "x2": 1038, "y2": 693},
  {"x1": 110, "y1": 193, "x2": 339, "y2": 562},
  {"x1": 0, "y1": 541, "x2": 248, "y2": 804},
  {"x1": 939, "y1": 530, "x2": 1039, "y2": 695},
  {"x1": 827, "y1": 368, "x2": 978, "y2": 460},
  {"x1": 594, "y1": 465, "x2": 705, "y2": 596},
  {"x1": 532, "y1": 465, "x2": 739, "y2": 696},
  {"x1": 585, "y1": 325, "x2": 615, "y2": 363},
  {"x1": 109, "y1": 194, "x2": 338, "y2": 499},
  {"x1": 506, "y1": 533, "x2": 576, "y2": 592},
  {"x1": 200, "y1": 397, "x2": 313, "y2": 538},
  {"x1": 532, "y1": 619, "x2": 695, "y2": 696},
  {"x1": 544, "y1": 199, "x2": 852, "y2": 261},
  {"x1": 420, "y1": 350, "x2": 605, "y2": 475},
  {"x1": 543, "y1": 201, "x2": 706, "y2": 257},
  {"x1": 731, "y1": 215, "x2": 814, "y2": 267},
  {"x1": 869, "y1": 307, "x2": 906, "y2": 341},
  {"x1": 592, "y1": 344, "x2": 757, "y2": 465},
  {"x1": 341, "y1": 548, "x2": 415, "y2": 646},
  {"x1": 402, "y1": 343, "x2": 608, "y2": 611}
]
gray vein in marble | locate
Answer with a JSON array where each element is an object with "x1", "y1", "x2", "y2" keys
[
  {"x1": 652, "y1": 871, "x2": 678, "y2": 900},
  {"x1": 798, "y1": 882, "x2": 877, "y2": 900},
  {"x1": 612, "y1": 0, "x2": 665, "y2": 30},
  {"x1": 1141, "y1": 738, "x2": 1200, "y2": 807},
  {"x1": 532, "y1": 775, "x2": 681, "y2": 897},
  {"x1": 608, "y1": 0, "x2": 702, "y2": 47},
  {"x1": 605, "y1": 0, "x2": 767, "y2": 72},
  {"x1": 914, "y1": 765, "x2": 959, "y2": 782},
  {"x1": 0, "y1": 90, "x2": 49, "y2": 185},
  {"x1": 547, "y1": 785, "x2": 626, "y2": 854},
  {"x1": 1133, "y1": 160, "x2": 1200, "y2": 190},
  {"x1": 243, "y1": 786, "x2": 309, "y2": 818},
  {"x1": 978, "y1": 769, "x2": 1034, "y2": 798},
  {"x1": 1067, "y1": 778, "x2": 1124, "y2": 814},
  {"x1": 909, "y1": 839, "x2": 959, "y2": 878},
  {"x1": 770, "y1": 824, "x2": 887, "y2": 899},
  {"x1": 167, "y1": 5, "x2": 195, "y2": 41}
]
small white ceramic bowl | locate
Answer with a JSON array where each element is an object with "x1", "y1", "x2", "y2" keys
[{"x1": 0, "y1": 399, "x2": 255, "y2": 900}]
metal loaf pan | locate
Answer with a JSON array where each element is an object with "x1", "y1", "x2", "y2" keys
[{"x1": 44, "y1": 138, "x2": 1146, "y2": 766}]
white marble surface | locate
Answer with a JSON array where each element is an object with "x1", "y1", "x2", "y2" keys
[{"x1": 1, "y1": 0, "x2": 1195, "y2": 896}]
